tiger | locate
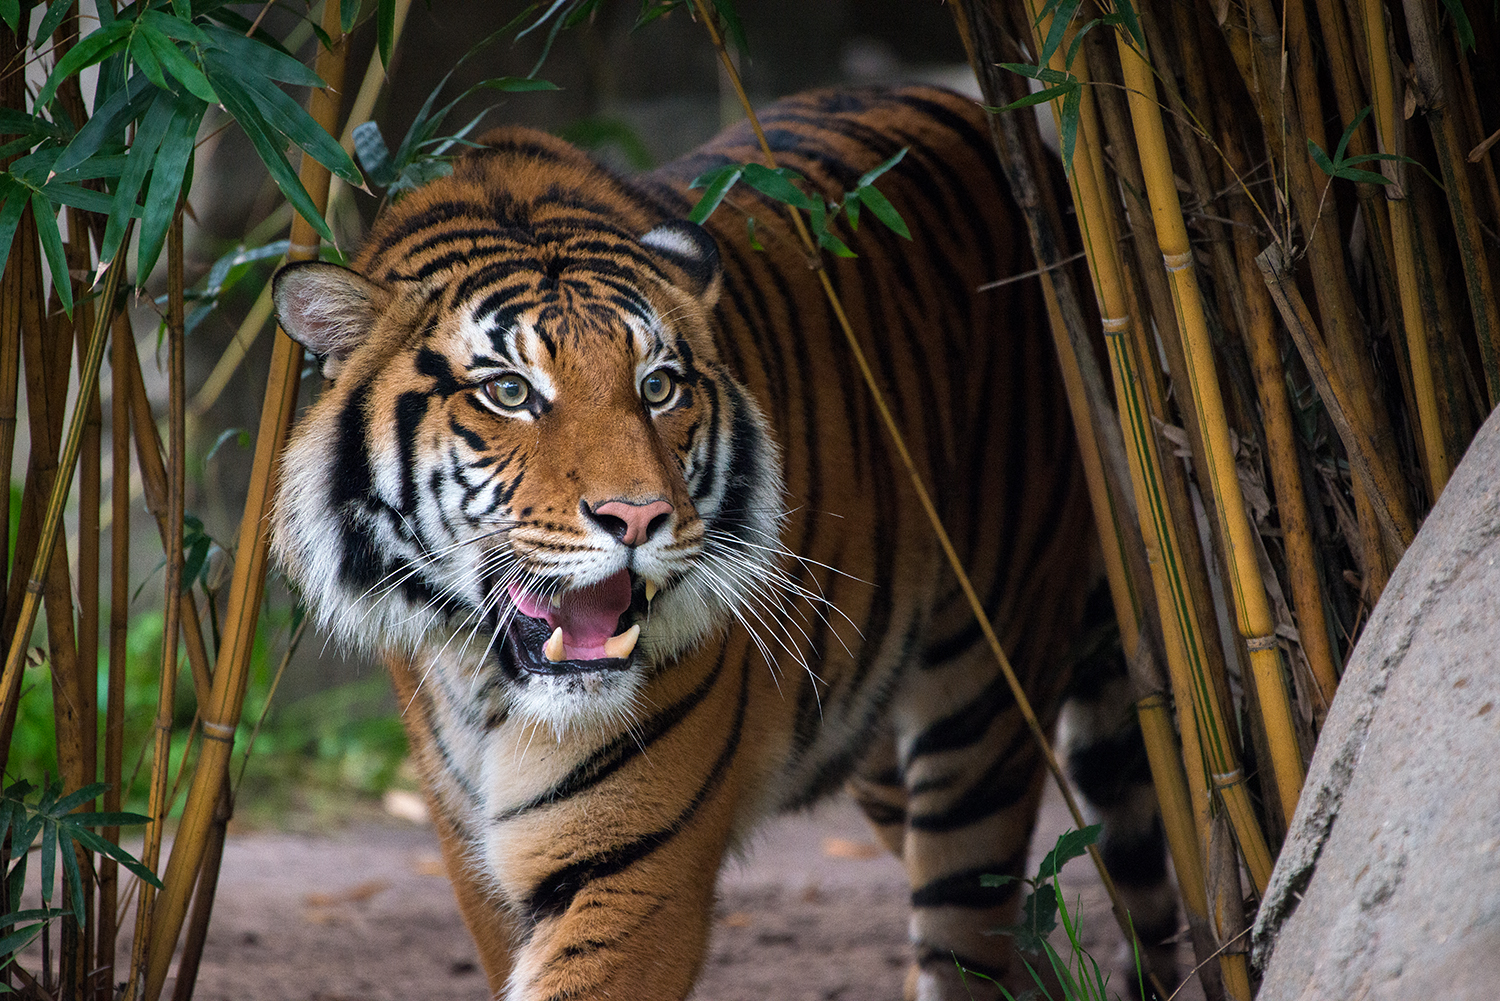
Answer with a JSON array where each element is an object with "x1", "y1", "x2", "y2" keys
[{"x1": 269, "y1": 84, "x2": 1174, "y2": 1001}]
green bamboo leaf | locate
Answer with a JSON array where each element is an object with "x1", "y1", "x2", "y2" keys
[
  {"x1": 1059, "y1": 81, "x2": 1081, "y2": 175},
  {"x1": 1035, "y1": 824, "x2": 1100, "y2": 881},
  {"x1": 854, "y1": 185, "x2": 910, "y2": 240},
  {"x1": 70, "y1": 828, "x2": 164, "y2": 888},
  {"x1": 844, "y1": 188, "x2": 861, "y2": 231},
  {"x1": 472, "y1": 76, "x2": 561, "y2": 93},
  {"x1": 38, "y1": 181, "x2": 118, "y2": 215},
  {"x1": 1114, "y1": 0, "x2": 1146, "y2": 50},
  {"x1": 0, "y1": 109, "x2": 64, "y2": 139},
  {"x1": 49, "y1": 783, "x2": 109, "y2": 818},
  {"x1": 1332, "y1": 166, "x2": 1395, "y2": 185},
  {"x1": 0, "y1": 921, "x2": 46, "y2": 960},
  {"x1": 0, "y1": 0, "x2": 18, "y2": 33},
  {"x1": 341, "y1": 0, "x2": 360, "y2": 33},
  {"x1": 203, "y1": 239, "x2": 291, "y2": 298},
  {"x1": 59, "y1": 835, "x2": 85, "y2": 928},
  {"x1": 136, "y1": 94, "x2": 207, "y2": 279},
  {"x1": 1037, "y1": 0, "x2": 1082, "y2": 66},
  {"x1": 100, "y1": 90, "x2": 171, "y2": 266},
  {"x1": 808, "y1": 201, "x2": 854, "y2": 258},
  {"x1": 49, "y1": 153, "x2": 130, "y2": 183},
  {"x1": 378, "y1": 0, "x2": 395, "y2": 66},
  {"x1": 51, "y1": 72, "x2": 154, "y2": 178},
  {"x1": 65, "y1": 810, "x2": 150, "y2": 827},
  {"x1": 204, "y1": 65, "x2": 333, "y2": 244},
  {"x1": 984, "y1": 82, "x2": 1074, "y2": 114},
  {"x1": 171, "y1": 0, "x2": 193, "y2": 20},
  {"x1": 745, "y1": 215, "x2": 763, "y2": 251},
  {"x1": 7, "y1": 850, "x2": 27, "y2": 912},
  {"x1": 739, "y1": 163, "x2": 815, "y2": 211},
  {"x1": 30, "y1": 192, "x2": 72, "y2": 315},
  {"x1": 38, "y1": 818, "x2": 57, "y2": 905},
  {"x1": 36, "y1": 20, "x2": 131, "y2": 107},
  {"x1": 855, "y1": 147, "x2": 907, "y2": 189},
  {"x1": 997, "y1": 62, "x2": 1070, "y2": 86},
  {"x1": 31, "y1": 0, "x2": 74, "y2": 47},
  {"x1": 201, "y1": 23, "x2": 324, "y2": 86},
  {"x1": 232, "y1": 71, "x2": 362, "y2": 185},
  {"x1": 1441, "y1": 0, "x2": 1475, "y2": 50},
  {"x1": 1064, "y1": 18, "x2": 1104, "y2": 70},
  {"x1": 1334, "y1": 105, "x2": 1373, "y2": 164},
  {"x1": 1307, "y1": 137, "x2": 1339, "y2": 177},
  {"x1": 687, "y1": 164, "x2": 743, "y2": 224},
  {"x1": 129, "y1": 28, "x2": 171, "y2": 94},
  {"x1": 142, "y1": 29, "x2": 218, "y2": 104},
  {"x1": 712, "y1": 0, "x2": 748, "y2": 58}
]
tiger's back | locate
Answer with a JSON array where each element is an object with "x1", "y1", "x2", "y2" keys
[{"x1": 271, "y1": 85, "x2": 1151, "y2": 1001}]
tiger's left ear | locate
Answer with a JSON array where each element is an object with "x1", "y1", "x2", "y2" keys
[
  {"x1": 640, "y1": 220, "x2": 721, "y2": 306},
  {"x1": 272, "y1": 261, "x2": 391, "y2": 380}
]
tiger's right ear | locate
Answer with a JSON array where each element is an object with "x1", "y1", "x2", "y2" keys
[{"x1": 272, "y1": 261, "x2": 390, "y2": 380}]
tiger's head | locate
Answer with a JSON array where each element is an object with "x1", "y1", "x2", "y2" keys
[{"x1": 270, "y1": 134, "x2": 783, "y2": 734}]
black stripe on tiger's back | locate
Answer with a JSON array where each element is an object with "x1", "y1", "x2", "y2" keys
[{"x1": 522, "y1": 646, "x2": 753, "y2": 926}]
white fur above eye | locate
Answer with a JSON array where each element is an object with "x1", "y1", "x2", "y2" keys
[{"x1": 640, "y1": 225, "x2": 707, "y2": 260}]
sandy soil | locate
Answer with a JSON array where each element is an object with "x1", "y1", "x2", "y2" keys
[{"x1": 178, "y1": 785, "x2": 1205, "y2": 1001}]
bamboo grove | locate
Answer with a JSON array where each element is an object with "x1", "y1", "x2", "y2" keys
[
  {"x1": 951, "y1": 0, "x2": 1497, "y2": 996},
  {"x1": 0, "y1": 0, "x2": 1495, "y2": 999}
]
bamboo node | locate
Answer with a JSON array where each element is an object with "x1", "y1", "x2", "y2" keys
[
  {"x1": 1162, "y1": 250, "x2": 1194, "y2": 273},
  {"x1": 201, "y1": 721, "x2": 237, "y2": 742},
  {"x1": 1102, "y1": 315, "x2": 1130, "y2": 336},
  {"x1": 25, "y1": 578, "x2": 44, "y2": 594},
  {"x1": 1211, "y1": 768, "x2": 1246, "y2": 789},
  {"x1": 1244, "y1": 633, "x2": 1278, "y2": 652}
]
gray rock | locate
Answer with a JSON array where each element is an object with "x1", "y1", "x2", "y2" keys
[{"x1": 1253, "y1": 409, "x2": 1500, "y2": 998}]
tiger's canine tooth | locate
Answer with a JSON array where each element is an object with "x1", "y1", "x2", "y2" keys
[
  {"x1": 543, "y1": 627, "x2": 565, "y2": 662},
  {"x1": 644, "y1": 580, "x2": 658, "y2": 603},
  {"x1": 603, "y1": 623, "x2": 641, "y2": 660}
]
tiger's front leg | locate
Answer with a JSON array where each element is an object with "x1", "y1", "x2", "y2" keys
[{"x1": 390, "y1": 642, "x2": 767, "y2": 1001}]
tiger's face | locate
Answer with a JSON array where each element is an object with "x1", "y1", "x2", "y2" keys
[{"x1": 270, "y1": 219, "x2": 784, "y2": 734}]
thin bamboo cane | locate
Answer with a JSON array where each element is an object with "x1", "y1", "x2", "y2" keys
[
  {"x1": 130, "y1": 212, "x2": 188, "y2": 998},
  {"x1": 0, "y1": 228, "x2": 125, "y2": 755},
  {"x1": 138, "y1": 7, "x2": 350, "y2": 996},
  {"x1": 168, "y1": 784, "x2": 232, "y2": 1001},
  {"x1": 66, "y1": 202, "x2": 103, "y2": 1000},
  {"x1": 124, "y1": 341, "x2": 213, "y2": 708},
  {"x1": 1399, "y1": 0, "x2": 1500, "y2": 412},
  {"x1": 1257, "y1": 245, "x2": 1416, "y2": 555},
  {"x1": 1116, "y1": 22, "x2": 1306, "y2": 833},
  {"x1": 1360, "y1": 0, "x2": 1451, "y2": 500},
  {"x1": 101, "y1": 311, "x2": 132, "y2": 1001}
]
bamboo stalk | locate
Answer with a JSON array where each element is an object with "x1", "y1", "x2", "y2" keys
[
  {"x1": 138, "y1": 6, "x2": 350, "y2": 996},
  {"x1": 101, "y1": 310, "x2": 132, "y2": 1001},
  {"x1": 1359, "y1": 0, "x2": 1452, "y2": 500},
  {"x1": 1257, "y1": 244, "x2": 1416, "y2": 555},
  {"x1": 130, "y1": 212, "x2": 188, "y2": 998},
  {"x1": 1399, "y1": 0, "x2": 1500, "y2": 412},
  {"x1": 1116, "y1": 21, "x2": 1306, "y2": 833}
]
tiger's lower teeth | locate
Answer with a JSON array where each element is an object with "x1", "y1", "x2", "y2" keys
[{"x1": 540, "y1": 622, "x2": 641, "y2": 662}]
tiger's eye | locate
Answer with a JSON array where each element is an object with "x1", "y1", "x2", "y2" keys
[
  {"x1": 641, "y1": 369, "x2": 675, "y2": 406},
  {"x1": 484, "y1": 374, "x2": 531, "y2": 409}
]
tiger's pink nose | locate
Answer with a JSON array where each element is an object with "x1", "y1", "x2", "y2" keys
[{"x1": 586, "y1": 499, "x2": 673, "y2": 546}]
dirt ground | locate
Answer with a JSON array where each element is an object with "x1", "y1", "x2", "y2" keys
[{"x1": 177, "y1": 784, "x2": 1206, "y2": 1001}]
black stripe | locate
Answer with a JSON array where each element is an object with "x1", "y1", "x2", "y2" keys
[{"x1": 910, "y1": 859, "x2": 1024, "y2": 910}]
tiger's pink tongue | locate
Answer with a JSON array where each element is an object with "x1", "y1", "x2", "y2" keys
[{"x1": 509, "y1": 570, "x2": 633, "y2": 660}]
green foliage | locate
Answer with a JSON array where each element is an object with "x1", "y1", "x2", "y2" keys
[
  {"x1": 0, "y1": 0, "x2": 366, "y2": 302},
  {"x1": 967, "y1": 825, "x2": 1136, "y2": 1001},
  {"x1": 687, "y1": 148, "x2": 911, "y2": 258},
  {"x1": 0, "y1": 780, "x2": 159, "y2": 983},
  {"x1": 1308, "y1": 106, "x2": 1424, "y2": 187}
]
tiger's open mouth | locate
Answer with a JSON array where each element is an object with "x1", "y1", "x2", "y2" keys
[{"x1": 498, "y1": 570, "x2": 655, "y2": 677}]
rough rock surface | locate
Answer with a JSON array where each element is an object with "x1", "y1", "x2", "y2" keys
[{"x1": 1252, "y1": 409, "x2": 1500, "y2": 998}]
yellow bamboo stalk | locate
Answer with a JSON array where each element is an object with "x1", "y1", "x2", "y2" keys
[
  {"x1": 1359, "y1": 0, "x2": 1450, "y2": 500},
  {"x1": 1115, "y1": 25, "x2": 1305, "y2": 832},
  {"x1": 1400, "y1": 0, "x2": 1500, "y2": 411},
  {"x1": 138, "y1": 6, "x2": 349, "y2": 997},
  {"x1": 129, "y1": 212, "x2": 188, "y2": 995}
]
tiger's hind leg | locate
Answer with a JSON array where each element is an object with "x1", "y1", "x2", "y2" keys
[
  {"x1": 1059, "y1": 620, "x2": 1179, "y2": 998},
  {"x1": 864, "y1": 641, "x2": 1058, "y2": 1001}
]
